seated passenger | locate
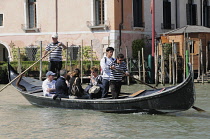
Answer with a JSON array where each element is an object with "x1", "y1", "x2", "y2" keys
[
  {"x1": 66, "y1": 71, "x2": 72, "y2": 87},
  {"x1": 53, "y1": 70, "x2": 69, "y2": 99},
  {"x1": 84, "y1": 67, "x2": 103, "y2": 99},
  {"x1": 68, "y1": 68, "x2": 89, "y2": 99},
  {"x1": 42, "y1": 71, "x2": 56, "y2": 97}
]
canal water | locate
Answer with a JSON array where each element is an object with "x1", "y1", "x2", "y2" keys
[{"x1": 0, "y1": 83, "x2": 210, "y2": 139}]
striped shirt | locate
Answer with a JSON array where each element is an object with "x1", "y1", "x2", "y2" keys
[
  {"x1": 45, "y1": 42, "x2": 63, "y2": 61},
  {"x1": 109, "y1": 60, "x2": 128, "y2": 81}
]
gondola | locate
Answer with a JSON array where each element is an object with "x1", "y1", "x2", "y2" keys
[{"x1": 8, "y1": 63, "x2": 195, "y2": 114}]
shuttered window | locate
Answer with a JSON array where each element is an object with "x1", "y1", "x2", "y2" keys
[
  {"x1": 186, "y1": 1, "x2": 197, "y2": 25},
  {"x1": 95, "y1": 0, "x2": 104, "y2": 26},
  {"x1": 28, "y1": 0, "x2": 37, "y2": 28},
  {"x1": 0, "y1": 14, "x2": 3, "y2": 26},
  {"x1": 203, "y1": 0, "x2": 210, "y2": 27},
  {"x1": 133, "y1": 0, "x2": 143, "y2": 27},
  {"x1": 163, "y1": 0, "x2": 171, "y2": 29},
  {"x1": 208, "y1": 6, "x2": 210, "y2": 27}
]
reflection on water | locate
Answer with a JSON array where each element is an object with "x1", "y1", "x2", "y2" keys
[{"x1": 0, "y1": 84, "x2": 210, "y2": 138}]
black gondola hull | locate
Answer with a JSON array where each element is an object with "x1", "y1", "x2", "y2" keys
[{"x1": 8, "y1": 63, "x2": 195, "y2": 114}]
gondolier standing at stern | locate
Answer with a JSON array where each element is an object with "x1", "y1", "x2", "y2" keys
[
  {"x1": 100, "y1": 47, "x2": 115, "y2": 98},
  {"x1": 44, "y1": 33, "x2": 67, "y2": 78}
]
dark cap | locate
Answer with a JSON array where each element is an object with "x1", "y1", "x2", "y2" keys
[{"x1": 106, "y1": 47, "x2": 114, "y2": 52}]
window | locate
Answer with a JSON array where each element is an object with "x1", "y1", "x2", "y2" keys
[
  {"x1": 22, "y1": 0, "x2": 39, "y2": 32},
  {"x1": 28, "y1": 0, "x2": 37, "y2": 28},
  {"x1": 208, "y1": 41, "x2": 210, "y2": 51},
  {"x1": 69, "y1": 45, "x2": 79, "y2": 60},
  {"x1": 0, "y1": 14, "x2": 3, "y2": 26},
  {"x1": 133, "y1": 0, "x2": 144, "y2": 27},
  {"x1": 95, "y1": 0, "x2": 104, "y2": 26},
  {"x1": 203, "y1": 0, "x2": 210, "y2": 27},
  {"x1": 25, "y1": 46, "x2": 37, "y2": 61},
  {"x1": 162, "y1": 0, "x2": 171, "y2": 29},
  {"x1": 186, "y1": 0, "x2": 197, "y2": 25}
]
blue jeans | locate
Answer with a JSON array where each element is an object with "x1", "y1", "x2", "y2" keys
[{"x1": 101, "y1": 79, "x2": 109, "y2": 98}]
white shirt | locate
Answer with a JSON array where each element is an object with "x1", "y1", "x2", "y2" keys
[
  {"x1": 42, "y1": 78, "x2": 56, "y2": 96},
  {"x1": 100, "y1": 57, "x2": 115, "y2": 80}
]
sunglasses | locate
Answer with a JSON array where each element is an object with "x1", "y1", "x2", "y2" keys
[{"x1": 118, "y1": 59, "x2": 124, "y2": 61}]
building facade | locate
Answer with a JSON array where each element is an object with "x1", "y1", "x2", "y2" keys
[{"x1": 0, "y1": 0, "x2": 210, "y2": 61}]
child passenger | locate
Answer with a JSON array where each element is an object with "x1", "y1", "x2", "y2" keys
[{"x1": 84, "y1": 67, "x2": 103, "y2": 99}]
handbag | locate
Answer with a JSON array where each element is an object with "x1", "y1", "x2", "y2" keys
[
  {"x1": 89, "y1": 85, "x2": 100, "y2": 94},
  {"x1": 70, "y1": 77, "x2": 80, "y2": 96}
]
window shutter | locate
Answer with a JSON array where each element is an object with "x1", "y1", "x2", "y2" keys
[
  {"x1": 139, "y1": 0, "x2": 143, "y2": 27},
  {"x1": 186, "y1": 4, "x2": 191, "y2": 25},
  {"x1": 133, "y1": 0, "x2": 137, "y2": 27},
  {"x1": 133, "y1": 0, "x2": 143, "y2": 27},
  {"x1": 28, "y1": 0, "x2": 36, "y2": 28},
  {"x1": 163, "y1": 1, "x2": 171, "y2": 29},
  {"x1": 207, "y1": 6, "x2": 210, "y2": 27},
  {"x1": 192, "y1": 4, "x2": 197, "y2": 25},
  {"x1": 0, "y1": 14, "x2": 3, "y2": 26}
]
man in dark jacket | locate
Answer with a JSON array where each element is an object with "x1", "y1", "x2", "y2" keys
[{"x1": 53, "y1": 69, "x2": 69, "y2": 100}]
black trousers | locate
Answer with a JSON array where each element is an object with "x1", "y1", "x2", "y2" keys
[
  {"x1": 49, "y1": 61, "x2": 62, "y2": 78},
  {"x1": 110, "y1": 80, "x2": 122, "y2": 99}
]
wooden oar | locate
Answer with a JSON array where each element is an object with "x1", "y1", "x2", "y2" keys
[
  {"x1": 0, "y1": 45, "x2": 60, "y2": 92},
  {"x1": 129, "y1": 75, "x2": 157, "y2": 89},
  {"x1": 115, "y1": 69, "x2": 205, "y2": 112},
  {"x1": 114, "y1": 69, "x2": 157, "y2": 89},
  {"x1": 192, "y1": 106, "x2": 205, "y2": 112}
]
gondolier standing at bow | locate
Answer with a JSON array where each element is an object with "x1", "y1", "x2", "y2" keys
[
  {"x1": 100, "y1": 47, "x2": 115, "y2": 98},
  {"x1": 44, "y1": 33, "x2": 67, "y2": 78}
]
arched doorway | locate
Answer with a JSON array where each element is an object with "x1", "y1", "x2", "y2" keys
[
  {"x1": 0, "y1": 43, "x2": 10, "y2": 61},
  {"x1": 0, "y1": 42, "x2": 10, "y2": 83}
]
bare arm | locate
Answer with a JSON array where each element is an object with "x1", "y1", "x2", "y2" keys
[
  {"x1": 43, "y1": 51, "x2": 48, "y2": 57},
  {"x1": 47, "y1": 88, "x2": 56, "y2": 92},
  {"x1": 58, "y1": 42, "x2": 67, "y2": 49}
]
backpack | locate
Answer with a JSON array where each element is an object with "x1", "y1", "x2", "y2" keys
[{"x1": 71, "y1": 77, "x2": 80, "y2": 96}]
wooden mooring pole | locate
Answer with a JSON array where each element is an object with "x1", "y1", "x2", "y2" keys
[
  {"x1": 65, "y1": 42, "x2": 68, "y2": 70},
  {"x1": 91, "y1": 40, "x2": 93, "y2": 68},
  {"x1": 81, "y1": 41, "x2": 83, "y2": 84},
  {"x1": 200, "y1": 40, "x2": 204, "y2": 84},
  {"x1": 138, "y1": 51, "x2": 141, "y2": 81},
  {"x1": 206, "y1": 46, "x2": 208, "y2": 73},
  {"x1": 17, "y1": 47, "x2": 22, "y2": 74},
  {"x1": 126, "y1": 46, "x2": 130, "y2": 85},
  {"x1": 155, "y1": 42, "x2": 159, "y2": 85},
  {"x1": 169, "y1": 54, "x2": 172, "y2": 84},
  {"x1": 191, "y1": 39, "x2": 194, "y2": 71},
  {"x1": 39, "y1": 41, "x2": 42, "y2": 80},
  {"x1": 142, "y1": 48, "x2": 145, "y2": 82},
  {"x1": 172, "y1": 40, "x2": 175, "y2": 85},
  {"x1": 161, "y1": 44, "x2": 165, "y2": 86}
]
